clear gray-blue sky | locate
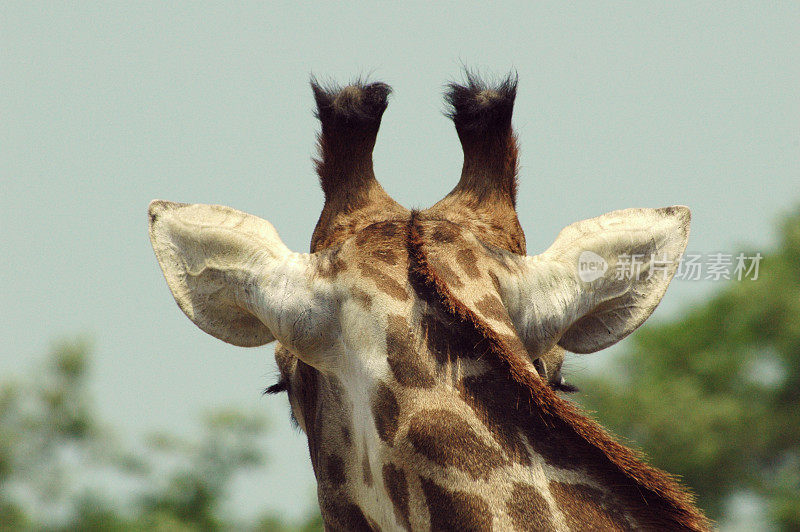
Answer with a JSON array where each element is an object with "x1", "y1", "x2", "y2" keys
[{"x1": 2, "y1": 1, "x2": 798, "y2": 523}]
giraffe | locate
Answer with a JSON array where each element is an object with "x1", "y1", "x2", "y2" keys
[{"x1": 148, "y1": 73, "x2": 711, "y2": 531}]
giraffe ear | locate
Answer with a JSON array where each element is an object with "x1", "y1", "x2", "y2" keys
[
  {"x1": 500, "y1": 206, "x2": 690, "y2": 356},
  {"x1": 148, "y1": 201, "x2": 337, "y2": 354}
]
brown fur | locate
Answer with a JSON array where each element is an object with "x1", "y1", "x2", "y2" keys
[
  {"x1": 455, "y1": 248, "x2": 482, "y2": 279},
  {"x1": 419, "y1": 476, "x2": 492, "y2": 531},
  {"x1": 371, "y1": 381, "x2": 400, "y2": 445},
  {"x1": 383, "y1": 463, "x2": 412, "y2": 531},
  {"x1": 406, "y1": 408, "x2": 507, "y2": 480},
  {"x1": 362, "y1": 451, "x2": 373, "y2": 486},
  {"x1": 550, "y1": 481, "x2": 631, "y2": 531},
  {"x1": 507, "y1": 483, "x2": 557, "y2": 532},
  {"x1": 359, "y1": 262, "x2": 410, "y2": 301},
  {"x1": 386, "y1": 314, "x2": 436, "y2": 389},
  {"x1": 320, "y1": 497, "x2": 377, "y2": 531}
]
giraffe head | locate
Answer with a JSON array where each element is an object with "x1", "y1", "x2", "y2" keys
[{"x1": 149, "y1": 73, "x2": 709, "y2": 530}]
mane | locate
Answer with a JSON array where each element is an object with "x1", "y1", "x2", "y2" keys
[{"x1": 407, "y1": 210, "x2": 712, "y2": 532}]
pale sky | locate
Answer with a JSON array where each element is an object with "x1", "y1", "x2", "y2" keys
[{"x1": 2, "y1": 2, "x2": 798, "y2": 523}]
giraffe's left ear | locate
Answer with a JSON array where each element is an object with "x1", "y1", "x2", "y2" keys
[
  {"x1": 148, "y1": 201, "x2": 338, "y2": 360},
  {"x1": 498, "y1": 206, "x2": 690, "y2": 357}
]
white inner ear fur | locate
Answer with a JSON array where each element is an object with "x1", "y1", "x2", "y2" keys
[
  {"x1": 148, "y1": 200, "x2": 338, "y2": 359},
  {"x1": 500, "y1": 206, "x2": 690, "y2": 357}
]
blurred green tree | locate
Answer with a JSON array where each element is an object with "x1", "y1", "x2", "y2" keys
[
  {"x1": 577, "y1": 207, "x2": 800, "y2": 530},
  {"x1": 0, "y1": 340, "x2": 322, "y2": 531}
]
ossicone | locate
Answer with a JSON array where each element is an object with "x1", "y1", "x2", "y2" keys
[
  {"x1": 309, "y1": 76, "x2": 406, "y2": 252},
  {"x1": 427, "y1": 69, "x2": 525, "y2": 255}
]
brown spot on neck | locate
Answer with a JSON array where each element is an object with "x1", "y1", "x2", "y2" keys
[
  {"x1": 506, "y1": 483, "x2": 557, "y2": 532},
  {"x1": 420, "y1": 476, "x2": 492, "y2": 531},
  {"x1": 382, "y1": 463, "x2": 411, "y2": 531},
  {"x1": 386, "y1": 314, "x2": 436, "y2": 388},
  {"x1": 362, "y1": 451, "x2": 373, "y2": 486},
  {"x1": 407, "y1": 409, "x2": 506, "y2": 480},
  {"x1": 473, "y1": 293, "x2": 509, "y2": 324},
  {"x1": 320, "y1": 497, "x2": 377, "y2": 532},
  {"x1": 323, "y1": 452, "x2": 346, "y2": 488},
  {"x1": 351, "y1": 287, "x2": 373, "y2": 309},
  {"x1": 371, "y1": 382, "x2": 400, "y2": 445},
  {"x1": 429, "y1": 222, "x2": 461, "y2": 244},
  {"x1": 549, "y1": 482, "x2": 632, "y2": 531},
  {"x1": 359, "y1": 262, "x2": 409, "y2": 301},
  {"x1": 455, "y1": 248, "x2": 481, "y2": 279}
]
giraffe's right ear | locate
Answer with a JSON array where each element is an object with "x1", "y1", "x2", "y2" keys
[
  {"x1": 148, "y1": 201, "x2": 338, "y2": 357},
  {"x1": 498, "y1": 206, "x2": 690, "y2": 358}
]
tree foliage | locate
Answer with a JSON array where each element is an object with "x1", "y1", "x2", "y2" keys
[
  {"x1": 578, "y1": 207, "x2": 800, "y2": 530},
  {"x1": 0, "y1": 340, "x2": 321, "y2": 531}
]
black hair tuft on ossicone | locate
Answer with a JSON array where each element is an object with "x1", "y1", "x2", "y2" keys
[{"x1": 445, "y1": 70, "x2": 518, "y2": 134}]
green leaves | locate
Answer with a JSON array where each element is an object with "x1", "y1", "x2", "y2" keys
[{"x1": 0, "y1": 341, "x2": 322, "y2": 531}]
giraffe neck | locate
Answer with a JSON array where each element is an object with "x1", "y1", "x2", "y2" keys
[{"x1": 306, "y1": 326, "x2": 649, "y2": 531}]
